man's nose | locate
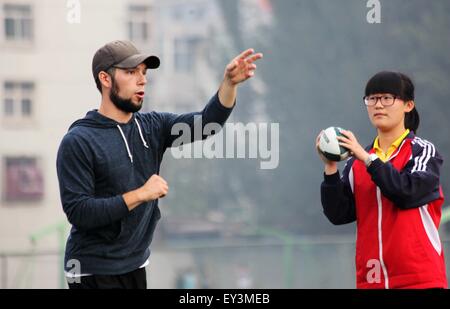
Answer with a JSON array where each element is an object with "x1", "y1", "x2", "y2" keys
[{"x1": 138, "y1": 73, "x2": 147, "y2": 85}]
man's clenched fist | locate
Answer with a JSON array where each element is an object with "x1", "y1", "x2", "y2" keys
[
  {"x1": 139, "y1": 174, "x2": 169, "y2": 202},
  {"x1": 123, "y1": 174, "x2": 169, "y2": 211}
]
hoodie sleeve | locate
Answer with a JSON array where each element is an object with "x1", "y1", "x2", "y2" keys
[
  {"x1": 320, "y1": 158, "x2": 356, "y2": 225},
  {"x1": 158, "y1": 91, "x2": 234, "y2": 149},
  {"x1": 56, "y1": 133, "x2": 129, "y2": 231},
  {"x1": 367, "y1": 140, "x2": 443, "y2": 209}
]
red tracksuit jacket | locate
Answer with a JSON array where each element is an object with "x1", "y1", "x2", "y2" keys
[{"x1": 321, "y1": 131, "x2": 447, "y2": 289}]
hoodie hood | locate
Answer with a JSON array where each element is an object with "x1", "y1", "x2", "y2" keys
[
  {"x1": 69, "y1": 110, "x2": 149, "y2": 163},
  {"x1": 68, "y1": 110, "x2": 132, "y2": 130}
]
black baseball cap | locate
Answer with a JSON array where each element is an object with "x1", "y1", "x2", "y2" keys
[{"x1": 92, "y1": 40, "x2": 160, "y2": 81}]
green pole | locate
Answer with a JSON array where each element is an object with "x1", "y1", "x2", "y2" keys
[
  {"x1": 255, "y1": 227, "x2": 295, "y2": 288},
  {"x1": 441, "y1": 206, "x2": 450, "y2": 225},
  {"x1": 29, "y1": 221, "x2": 68, "y2": 289}
]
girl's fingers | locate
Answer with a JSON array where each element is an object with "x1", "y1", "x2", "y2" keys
[
  {"x1": 340, "y1": 130, "x2": 353, "y2": 138},
  {"x1": 338, "y1": 132, "x2": 351, "y2": 139},
  {"x1": 339, "y1": 142, "x2": 352, "y2": 149},
  {"x1": 337, "y1": 136, "x2": 350, "y2": 142}
]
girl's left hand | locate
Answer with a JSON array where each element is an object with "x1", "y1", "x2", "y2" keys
[{"x1": 337, "y1": 130, "x2": 370, "y2": 163}]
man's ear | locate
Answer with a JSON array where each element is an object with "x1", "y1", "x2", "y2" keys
[
  {"x1": 404, "y1": 100, "x2": 415, "y2": 113},
  {"x1": 99, "y1": 71, "x2": 112, "y2": 89}
]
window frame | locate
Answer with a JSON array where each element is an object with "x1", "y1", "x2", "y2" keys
[
  {"x1": 2, "y1": 80, "x2": 36, "y2": 127},
  {"x1": 2, "y1": 156, "x2": 44, "y2": 204},
  {"x1": 0, "y1": 2, "x2": 34, "y2": 46}
]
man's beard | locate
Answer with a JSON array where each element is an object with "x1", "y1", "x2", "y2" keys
[{"x1": 109, "y1": 79, "x2": 143, "y2": 113}]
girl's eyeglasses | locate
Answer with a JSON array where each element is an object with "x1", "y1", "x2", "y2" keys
[{"x1": 363, "y1": 95, "x2": 397, "y2": 107}]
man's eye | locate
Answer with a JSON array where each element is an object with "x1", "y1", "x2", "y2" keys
[{"x1": 127, "y1": 70, "x2": 135, "y2": 74}]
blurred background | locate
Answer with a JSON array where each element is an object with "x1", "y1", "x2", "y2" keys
[{"x1": 1, "y1": 0, "x2": 450, "y2": 288}]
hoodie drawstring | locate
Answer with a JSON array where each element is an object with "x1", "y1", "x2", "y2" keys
[
  {"x1": 117, "y1": 125, "x2": 133, "y2": 163},
  {"x1": 135, "y1": 118, "x2": 149, "y2": 149},
  {"x1": 116, "y1": 118, "x2": 149, "y2": 164}
]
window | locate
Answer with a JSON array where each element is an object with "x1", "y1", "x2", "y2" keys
[
  {"x1": 3, "y1": 3, "x2": 33, "y2": 42},
  {"x1": 2, "y1": 81, "x2": 35, "y2": 120},
  {"x1": 174, "y1": 37, "x2": 201, "y2": 73},
  {"x1": 3, "y1": 157, "x2": 44, "y2": 203},
  {"x1": 171, "y1": 3, "x2": 205, "y2": 22},
  {"x1": 127, "y1": 5, "x2": 152, "y2": 43}
]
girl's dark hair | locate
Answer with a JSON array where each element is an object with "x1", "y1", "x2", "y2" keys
[{"x1": 365, "y1": 71, "x2": 420, "y2": 133}]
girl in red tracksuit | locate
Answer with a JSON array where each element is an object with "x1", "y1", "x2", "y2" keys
[{"x1": 316, "y1": 71, "x2": 447, "y2": 289}]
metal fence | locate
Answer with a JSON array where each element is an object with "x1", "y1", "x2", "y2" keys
[{"x1": 2, "y1": 237, "x2": 450, "y2": 289}]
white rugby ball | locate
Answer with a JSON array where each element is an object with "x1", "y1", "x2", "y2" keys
[{"x1": 319, "y1": 127, "x2": 350, "y2": 162}]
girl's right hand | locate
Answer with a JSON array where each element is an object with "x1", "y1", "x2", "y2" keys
[{"x1": 316, "y1": 131, "x2": 338, "y2": 174}]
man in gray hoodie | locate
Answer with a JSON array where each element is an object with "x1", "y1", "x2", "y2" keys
[{"x1": 56, "y1": 40, "x2": 262, "y2": 289}]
